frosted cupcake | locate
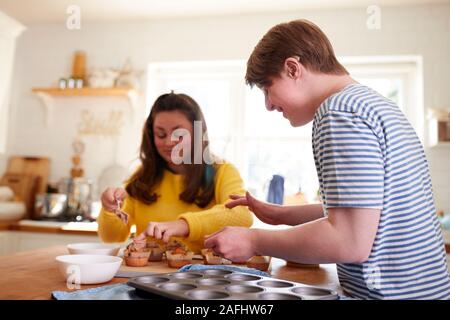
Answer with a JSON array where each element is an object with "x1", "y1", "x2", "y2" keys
[
  {"x1": 124, "y1": 242, "x2": 150, "y2": 267},
  {"x1": 201, "y1": 248, "x2": 232, "y2": 265},
  {"x1": 166, "y1": 247, "x2": 194, "y2": 268},
  {"x1": 246, "y1": 255, "x2": 271, "y2": 271}
]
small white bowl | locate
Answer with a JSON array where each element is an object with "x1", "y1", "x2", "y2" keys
[
  {"x1": 55, "y1": 254, "x2": 122, "y2": 284},
  {"x1": 67, "y1": 243, "x2": 121, "y2": 256},
  {"x1": 0, "y1": 201, "x2": 26, "y2": 221}
]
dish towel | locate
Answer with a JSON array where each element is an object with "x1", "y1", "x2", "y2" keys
[{"x1": 52, "y1": 283, "x2": 139, "y2": 300}]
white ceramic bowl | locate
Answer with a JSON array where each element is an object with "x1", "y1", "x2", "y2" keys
[
  {"x1": 0, "y1": 201, "x2": 26, "y2": 221},
  {"x1": 55, "y1": 254, "x2": 122, "y2": 284},
  {"x1": 0, "y1": 186, "x2": 14, "y2": 201},
  {"x1": 67, "y1": 243, "x2": 121, "y2": 256}
]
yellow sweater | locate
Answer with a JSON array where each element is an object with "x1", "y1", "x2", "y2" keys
[{"x1": 97, "y1": 162, "x2": 253, "y2": 252}]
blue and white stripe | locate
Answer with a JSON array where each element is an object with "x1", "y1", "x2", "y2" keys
[{"x1": 312, "y1": 83, "x2": 450, "y2": 300}]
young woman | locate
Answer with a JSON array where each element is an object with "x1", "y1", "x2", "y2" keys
[{"x1": 98, "y1": 93, "x2": 253, "y2": 253}]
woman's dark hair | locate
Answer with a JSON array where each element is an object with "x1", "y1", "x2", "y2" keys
[{"x1": 125, "y1": 93, "x2": 216, "y2": 208}]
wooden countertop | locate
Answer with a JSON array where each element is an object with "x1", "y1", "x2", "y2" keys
[
  {"x1": 0, "y1": 220, "x2": 98, "y2": 236},
  {"x1": 0, "y1": 245, "x2": 341, "y2": 300}
]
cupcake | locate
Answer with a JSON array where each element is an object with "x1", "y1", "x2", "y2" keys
[
  {"x1": 124, "y1": 242, "x2": 150, "y2": 267},
  {"x1": 144, "y1": 240, "x2": 165, "y2": 262},
  {"x1": 148, "y1": 245, "x2": 165, "y2": 262},
  {"x1": 166, "y1": 247, "x2": 194, "y2": 268},
  {"x1": 146, "y1": 240, "x2": 159, "y2": 249},
  {"x1": 246, "y1": 255, "x2": 271, "y2": 271},
  {"x1": 201, "y1": 248, "x2": 232, "y2": 265},
  {"x1": 166, "y1": 239, "x2": 184, "y2": 251}
]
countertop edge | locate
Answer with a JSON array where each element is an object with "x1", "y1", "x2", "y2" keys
[{"x1": 0, "y1": 221, "x2": 98, "y2": 236}]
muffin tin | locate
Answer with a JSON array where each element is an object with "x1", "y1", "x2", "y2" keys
[{"x1": 127, "y1": 269, "x2": 338, "y2": 300}]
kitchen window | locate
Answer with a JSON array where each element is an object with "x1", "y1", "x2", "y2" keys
[{"x1": 147, "y1": 56, "x2": 423, "y2": 229}]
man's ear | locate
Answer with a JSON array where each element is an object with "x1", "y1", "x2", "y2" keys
[{"x1": 284, "y1": 57, "x2": 302, "y2": 80}]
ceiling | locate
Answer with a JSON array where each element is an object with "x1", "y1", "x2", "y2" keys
[{"x1": 0, "y1": 0, "x2": 449, "y2": 24}]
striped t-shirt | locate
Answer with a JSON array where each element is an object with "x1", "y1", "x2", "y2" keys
[{"x1": 312, "y1": 83, "x2": 450, "y2": 300}]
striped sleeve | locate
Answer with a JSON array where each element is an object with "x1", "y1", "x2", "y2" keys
[{"x1": 316, "y1": 111, "x2": 384, "y2": 209}]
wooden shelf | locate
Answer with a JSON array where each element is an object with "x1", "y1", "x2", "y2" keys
[
  {"x1": 32, "y1": 87, "x2": 136, "y2": 96},
  {"x1": 32, "y1": 87, "x2": 141, "y2": 126}
]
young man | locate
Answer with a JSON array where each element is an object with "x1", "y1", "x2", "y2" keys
[{"x1": 204, "y1": 19, "x2": 450, "y2": 299}]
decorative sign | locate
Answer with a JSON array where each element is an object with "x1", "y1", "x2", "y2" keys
[{"x1": 77, "y1": 109, "x2": 125, "y2": 137}]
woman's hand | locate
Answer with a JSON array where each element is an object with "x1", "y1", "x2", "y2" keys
[
  {"x1": 101, "y1": 187, "x2": 127, "y2": 212},
  {"x1": 226, "y1": 192, "x2": 283, "y2": 225},
  {"x1": 134, "y1": 220, "x2": 190, "y2": 243}
]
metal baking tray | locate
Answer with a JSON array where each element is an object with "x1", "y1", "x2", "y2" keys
[{"x1": 127, "y1": 269, "x2": 338, "y2": 300}]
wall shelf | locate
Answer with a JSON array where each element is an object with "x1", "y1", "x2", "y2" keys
[
  {"x1": 32, "y1": 87, "x2": 141, "y2": 126},
  {"x1": 32, "y1": 87, "x2": 136, "y2": 96}
]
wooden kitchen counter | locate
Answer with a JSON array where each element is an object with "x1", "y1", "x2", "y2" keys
[
  {"x1": 0, "y1": 220, "x2": 98, "y2": 236},
  {"x1": 0, "y1": 245, "x2": 341, "y2": 300}
]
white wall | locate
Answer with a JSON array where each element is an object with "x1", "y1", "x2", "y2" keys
[
  {"x1": 0, "y1": 11, "x2": 25, "y2": 174},
  {"x1": 4, "y1": 4, "x2": 450, "y2": 209}
]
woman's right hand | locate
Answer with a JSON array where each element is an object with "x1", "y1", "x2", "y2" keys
[
  {"x1": 225, "y1": 192, "x2": 283, "y2": 225},
  {"x1": 101, "y1": 187, "x2": 127, "y2": 212}
]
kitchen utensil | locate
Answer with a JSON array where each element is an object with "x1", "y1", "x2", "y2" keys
[
  {"x1": 58, "y1": 177, "x2": 94, "y2": 220},
  {"x1": 55, "y1": 254, "x2": 122, "y2": 285},
  {"x1": 67, "y1": 243, "x2": 121, "y2": 256},
  {"x1": 7, "y1": 156, "x2": 50, "y2": 193},
  {"x1": 128, "y1": 269, "x2": 338, "y2": 300},
  {"x1": 0, "y1": 173, "x2": 39, "y2": 218},
  {"x1": 115, "y1": 198, "x2": 129, "y2": 224},
  {"x1": 33, "y1": 193, "x2": 67, "y2": 219}
]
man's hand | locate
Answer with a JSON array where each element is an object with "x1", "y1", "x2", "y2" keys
[
  {"x1": 226, "y1": 192, "x2": 283, "y2": 225},
  {"x1": 204, "y1": 226, "x2": 258, "y2": 263}
]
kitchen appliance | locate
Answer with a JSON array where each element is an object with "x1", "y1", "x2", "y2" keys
[
  {"x1": 127, "y1": 269, "x2": 338, "y2": 300},
  {"x1": 58, "y1": 177, "x2": 94, "y2": 221},
  {"x1": 33, "y1": 193, "x2": 67, "y2": 220}
]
